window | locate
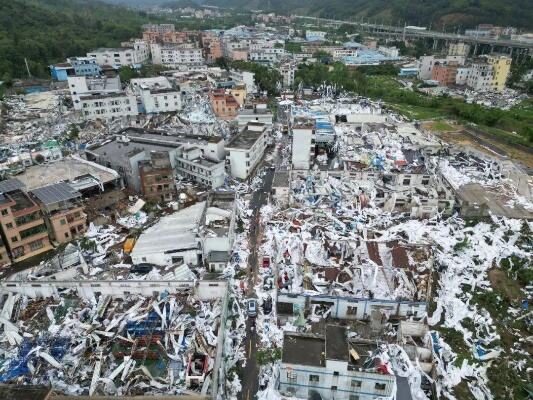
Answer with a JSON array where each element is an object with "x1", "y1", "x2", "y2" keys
[
  {"x1": 347, "y1": 306, "x2": 357, "y2": 315},
  {"x1": 351, "y1": 380, "x2": 362, "y2": 388},
  {"x1": 1, "y1": 209, "x2": 8, "y2": 216},
  {"x1": 6, "y1": 223, "x2": 13, "y2": 229},
  {"x1": 60, "y1": 219, "x2": 66, "y2": 225},
  {"x1": 349, "y1": 396, "x2": 360, "y2": 400},
  {"x1": 421, "y1": 179, "x2": 430, "y2": 185},
  {"x1": 403, "y1": 179, "x2": 411, "y2": 186},
  {"x1": 11, "y1": 236, "x2": 18, "y2": 243},
  {"x1": 65, "y1": 232, "x2": 69, "y2": 238},
  {"x1": 309, "y1": 375, "x2": 319, "y2": 383},
  {"x1": 286, "y1": 371, "x2": 297, "y2": 383},
  {"x1": 375, "y1": 383, "x2": 386, "y2": 391},
  {"x1": 29, "y1": 239, "x2": 44, "y2": 251},
  {"x1": 331, "y1": 386, "x2": 337, "y2": 391},
  {"x1": 333, "y1": 371, "x2": 339, "y2": 376}
]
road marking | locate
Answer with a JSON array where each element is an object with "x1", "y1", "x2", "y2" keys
[{"x1": 248, "y1": 338, "x2": 252, "y2": 356}]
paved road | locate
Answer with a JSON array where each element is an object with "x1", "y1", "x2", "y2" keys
[{"x1": 239, "y1": 167, "x2": 275, "y2": 400}]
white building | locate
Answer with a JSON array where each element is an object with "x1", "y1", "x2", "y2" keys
[
  {"x1": 68, "y1": 75, "x2": 122, "y2": 109},
  {"x1": 237, "y1": 103, "x2": 274, "y2": 128},
  {"x1": 279, "y1": 62, "x2": 296, "y2": 88},
  {"x1": 175, "y1": 146, "x2": 225, "y2": 189},
  {"x1": 455, "y1": 67, "x2": 470, "y2": 85},
  {"x1": 131, "y1": 201, "x2": 205, "y2": 266},
  {"x1": 140, "y1": 88, "x2": 182, "y2": 114},
  {"x1": 87, "y1": 47, "x2": 143, "y2": 69},
  {"x1": 132, "y1": 40, "x2": 151, "y2": 65},
  {"x1": 417, "y1": 56, "x2": 445, "y2": 80},
  {"x1": 305, "y1": 30, "x2": 327, "y2": 41},
  {"x1": 378, "y1": 46, "x2": 399, "y2": 57},
  {"x1": 130, "y1": 76, "x2": 172, "y2": 93},
  {"x1": 466, "y1": 61, "x2": 494, "y2": 92},
  {"x1": 226, "y1": 122, "x2": 268, "y2": 180},
  {"x1": 448, "y1": 42, "x2": 470, "y2": 57},
  {"x1": 230, "y1": 69, "x2": 256, "y2": 93},
  {"x1": 79, "y1": 93, "x2": 138, "y2": 120},
  {"x1": 291, "y1": 118, "x2": 315, "y2": 170},
  {"x1": 151, "y1": 43, "x2": 204, "y2": 67},
  {"x1": 279, "y1": 326, "x2": 396, "y2": 400},
  {"x1": 248, "y1": 48, "x2": 286, "y2": 64}
]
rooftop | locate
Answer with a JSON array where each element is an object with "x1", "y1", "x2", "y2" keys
[
  {"x1": 281, "y1": 333, "x2": 325, "y2": 367},
  {"x1": 0, "y1": 179, "x2": 25, "y2": 194},
  {"x1": 226, "y1": 128, "x2": 264, "y2": 150},
  {"x1": 79, "y1": 92, "x2": 129, "y2": 101},
  {"x1": 15, "y1": 157, "x2": 119, "y2": 191},
  {"x1": 30, "y1": 182, "x2": 82, "y2": 206},
  {"x1": 325, "y1": 325, "x2": 348, "y2": 361}
]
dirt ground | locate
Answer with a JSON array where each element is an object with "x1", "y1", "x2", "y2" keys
[{"x1": 423, "y1": 121, "x2": 533, "y2": 169}]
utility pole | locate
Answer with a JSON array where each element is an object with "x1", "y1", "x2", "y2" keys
[{"x1": 24, "y1": 58, "x2": 32, "y2": 78}]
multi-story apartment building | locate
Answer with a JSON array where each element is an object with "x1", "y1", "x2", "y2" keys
[
  {"x1": 67, "y1": 57, "x2": 101, "y2": 77},
  {"x1": 140, "y1": 88, "x2": 182, "y2": 114},
  {"x1": 466, "y1": 55, "x2": 511, "y2": 92},
  {"x1": 432, "y1": 61, "x2": 459, "y2": 86},
  {"x1": 139, "y1": 152, "x2": 177, "y2": 203},
  {"x1": 279, "y1": 62, "x2": 296, "y2": 88},
  {"x1": 142, "y1": 24, "x2": 175, "y2": 35},
  {"x1": 87, "y1": 48, "x2": 141, "y2": 69},
  {"x1": 226, "y1": 122, "x2": 268, "y2": 180},
  {"x1": 0, "y1": 237, "x2": 9, "y2": 268},
  {"x1": 201, "y1": 32, "x2": 223, "y2": 62},
  {"x1": 248, "y1": 48, "x2": 285, "y2": 64},
  {"x1": 209, "y1": 90, "x2": 240, "y2": 120},
  {"x1": 68, "y1": 75, "x2": 122, "y2": 109},
  {"x1": 30, "y1": 183, "x2": 87, "y2": 245},
  {"x1": 0, "y1": 180, "x2": 53, "y2": 263},
  {"x1": 150, "y1": 43, "x2": 204, "y2": 67},
  {"x1": 86, "y1": 128, "x2": 226, "y2": 192},
  {"x1": 279, "y1": 326, "x2": 396, "y2": 400},
  {"x1": 487, "y1": 54, "x2": 511, "y2": 92},
  {"x1": 466, "y1": 58, "x2": 494, "y2": 92},
  {"x1": 291, "y1": 118, "x2": 315, "y2": 170},
  {"x1": 229, "y1": 69, "x2": 256, "y2": 93},
  {"x1": 175, "y1": 146, "x2": 226, "y2": 189},
  {"x1": 79, "y1": 93, "x2": 138, "y2": 120},
  {"x1": 237, "y1": 102, "x2": 273, "y2": 128}
]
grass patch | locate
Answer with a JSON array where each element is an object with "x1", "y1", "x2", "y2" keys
[{"x1": 388, "y1": 103, "x2": 447, "y2": 120}]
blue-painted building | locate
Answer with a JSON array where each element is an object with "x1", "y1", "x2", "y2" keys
[
  {"x1": 399, "y1": 67, "x2": 419, "y2": 77},
  {"x1": 49, "y1": 63, "x2": 75, "y2": 81},
  {"x1": 68, "y1": 57, "x2": 101, "y2": 77}
]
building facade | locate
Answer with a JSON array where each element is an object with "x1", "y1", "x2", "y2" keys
[
  {"x1": 139, "y1": 152, "x2": 177, "y2": 203},
  {"x1": 226, "y1": 122, "x2": 268, "y2": 180},
  {"x1": 79, "y1": 93, "x2": 138, "y2": 120},
  {"x1": 150, "y1": 43, "x2": 204, "y2": 67}
]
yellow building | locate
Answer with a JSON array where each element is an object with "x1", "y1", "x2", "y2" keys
[
  {"x1": 228, "y1": 85, "x2": 247, "y2": 107},
  {"x1": 487, "y1": 55, "x2": 511, "y2": 92}
]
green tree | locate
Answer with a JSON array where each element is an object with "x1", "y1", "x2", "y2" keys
[{"x1": 118, "y1": 66, "x2": 139, "y2": 84}]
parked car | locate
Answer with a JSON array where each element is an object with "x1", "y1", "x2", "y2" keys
[{"x1": 247, "y1": 298, "x2": 258, "y2": 317}]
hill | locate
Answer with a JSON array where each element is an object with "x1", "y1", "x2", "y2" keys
[
  {"x1": 0, "y1": 0, "x2": 161, "y2": 80},
  {"x1": 201, "y1": 0, "x2": 533, "y2": 30}
]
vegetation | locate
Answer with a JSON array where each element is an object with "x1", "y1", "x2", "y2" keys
[
  {"x1": 206, "y1": 0, "x2": 533, "y2": 30},
  {"x1": 228, "y1": 60, "x2": 282, "y2": 96},
  {"x1": 0, "y1": 0, "x2": 161, "y2": 80}
]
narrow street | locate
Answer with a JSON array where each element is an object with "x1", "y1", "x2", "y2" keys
[{"x1": 239, "y1": 167, "x2": 275, "y2": 400}]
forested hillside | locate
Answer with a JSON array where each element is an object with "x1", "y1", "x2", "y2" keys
[
  {"x1": 202, "y1": 0, "x2": 533, "y2": 30},
  {"x1": 0, "y1": 0, "x2": 159, "y2": 80}
]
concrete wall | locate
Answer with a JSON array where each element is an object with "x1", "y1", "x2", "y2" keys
[
  {"x1": 277, "y1": 293, "x2": 427, "y2": 320},
  {"x1": 279, "y1": 362, "x2": 396, "y2": 400},
  {"x1": 0, "y1": 279, "x2": 227, "y2": 301}
]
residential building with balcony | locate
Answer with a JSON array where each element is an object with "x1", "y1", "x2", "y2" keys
[
  {"x1": 87, "y1": 47, "x2": 140, "y2": 69},
  {"x1": 0, "y1": 180, "x2": 52, "y2": 263},
  {"x1": 150, "y1": 43, "x2": 204, "y2": 67},
  {"x1": 30, "y1": 183, "x2": 87, "y2": 245}
]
